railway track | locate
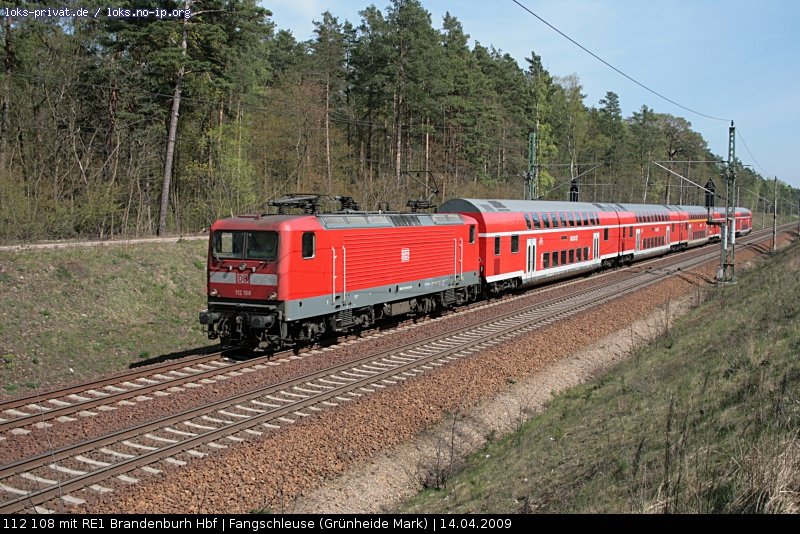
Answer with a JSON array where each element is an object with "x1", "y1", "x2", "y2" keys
[
  {"x1": 0, "y1": 351, "x2": 240, "y2": 434},
  {"x1": 0, "y1": 225, "x2": 793, "y2": 513}
]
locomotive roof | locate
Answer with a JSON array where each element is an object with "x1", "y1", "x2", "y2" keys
[
  {"x1": 212, "y1": 212, "x2": 467, "y2": 230},
  {"x1": 317, "y1": 212, "x2": 465, "y2": 229}
]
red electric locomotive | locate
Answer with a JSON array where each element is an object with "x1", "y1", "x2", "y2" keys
[{"x1": 199, "y1": 200, "x2": 481, "y2": 349}]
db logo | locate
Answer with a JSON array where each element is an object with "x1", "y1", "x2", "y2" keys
[{"x1": 237, "y1": 273, "x2": 250, "y2": 284}]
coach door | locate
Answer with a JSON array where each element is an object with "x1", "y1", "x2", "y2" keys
[
  {"x1": 666, "y1": 226, "x2": 670, "y2": 248},
  {"x1": 593, "y1": 232, "x2": 600, "y2": 262},
  {"x1": 635, "y1": 229, "x2": 641, "y2": 252},
  {"x1": 526, "y1": 238, "x2": 536, "y2": 279}
]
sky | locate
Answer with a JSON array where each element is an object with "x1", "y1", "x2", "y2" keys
[{"x1": 263, "y1": 0, "x2": 800, "y2": 190}]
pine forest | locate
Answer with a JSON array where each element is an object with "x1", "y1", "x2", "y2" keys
[{"x1": 0, "y1": 0, "x2": 795, "y2": 241}]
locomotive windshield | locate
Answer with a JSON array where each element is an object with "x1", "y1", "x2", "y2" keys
[{"x1": 212, "y1": 231, "x2": 278, "y2": 261}]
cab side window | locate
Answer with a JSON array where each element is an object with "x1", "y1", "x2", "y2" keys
[{"x1": 302, "y1": 232, "x2": 315, "y2": 259}]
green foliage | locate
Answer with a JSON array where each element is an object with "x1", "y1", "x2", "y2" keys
[{"x1": 0, "y1": 1, "x2": 795, "y2": 241}]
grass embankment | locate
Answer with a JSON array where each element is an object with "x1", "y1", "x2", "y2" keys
[
  {"x1": 402, "y1": 241, "x2": 800, "y2": 513},
  {"x1": 0, "y1": 240, "x2": 209, "y2": 396}
]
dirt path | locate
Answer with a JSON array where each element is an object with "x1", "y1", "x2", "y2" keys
[{"x1": 0, "y1": 235, "x2": 207, "y2": 253}]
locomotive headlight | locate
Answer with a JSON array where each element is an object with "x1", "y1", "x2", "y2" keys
[
  {"x1": 269, "y1": 291, "x2": 277, "y2": 300},
  {"x1": 209, "y1": 288, "x2": 219, "y2": 297}
]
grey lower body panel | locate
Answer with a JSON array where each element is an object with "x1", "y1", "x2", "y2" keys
[{"x1": 282, "y1": 271, "x2": 480, "y2": 321}]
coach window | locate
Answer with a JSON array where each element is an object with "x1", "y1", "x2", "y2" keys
[
  {"x1": 524, "y1": 214, "x2": 531, "y2": 230},
  {"x1": 532, "y1": 213, "x2": 541, "y2": 229},
  {"x1": 494, "y1": 236, "x2": 501, "y2": 255},
  {"x1": 584, "y1": 246, "x2": 589, "y2": 260},
  {"x1": 302, "y1": 232, "x2": 315, "y2": 259},
  {"x1": 567, "y1": 213, "x2": 575, "y2": 227},
  {"x1": 511, "y1": 235, "x2": 519, "y2": 253},
  {"x1": 552, "y1": 251, "x2": 559, "y2": 267},
  {"x1": 559, "y1": 213, "x2": 568, "y2": 227},
  {"x1": 560, "y1": 250, "x2": 566, "y2": 265},
  {"x1": 577, "y1": 248, "x2": 582, "y2": 262},
  {"x1": 543, "y1": 252, "x2": 550, "y2": 269},
  {"x1": 604, "y1": 228, "x2": 609, "y2": 241},
  {"x1": 569, "y1": 249, "x2": 575, "y2": 263},
  {"x1": 469, "y1": 225, "x2": 476, "y2": 244},
  {"x1": 542, "y1": 213, "x2": 550, "y2": 229},
  {"x1": 550, "y1": 212, "x2": 559, "y2": 228}
]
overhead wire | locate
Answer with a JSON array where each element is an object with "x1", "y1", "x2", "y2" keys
[
  {"x1": 736, "y1": 127, "x2": 773, "y2": 178},
  {"x1": 509, "y1": 0, "x2": 792, "y2": 188},
  {"x1": 510, "y1": 0, "x2": 731, "y2": 123}
]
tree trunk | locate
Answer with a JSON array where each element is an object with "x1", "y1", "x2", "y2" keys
[
  {"x1": 424, "y1": 117, "x2": 430, "y2": 185},
  {"x1": 325, "y1": 72, "x2": 332, "y2": 194},
  {"x1": 158, "y1": 0, "x2": 190, "y2": 236},
  {"x1": 0, "y1": 16, "x2": 12, "y2": 171},
  {"x1": 394, "y1": 91, "x2": 402, "y2": 183}
]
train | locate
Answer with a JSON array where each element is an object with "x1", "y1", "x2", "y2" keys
[{"x1": 199, "y1": 198, "x2": 752, "y2": 350}]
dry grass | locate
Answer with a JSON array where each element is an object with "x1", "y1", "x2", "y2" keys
[{"x1": 0, "y1": 239, "x2": 210, "y2": 396}]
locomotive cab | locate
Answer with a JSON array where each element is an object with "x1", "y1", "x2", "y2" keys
[{"x1": 200, "y1": 215, "x2": 286, "y2": 348}]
